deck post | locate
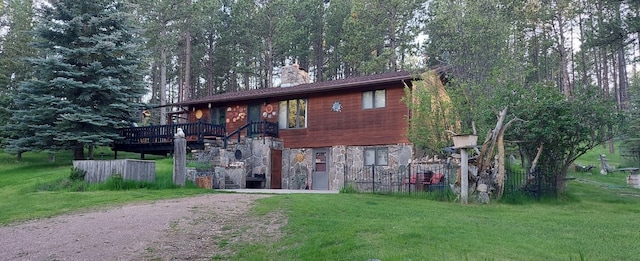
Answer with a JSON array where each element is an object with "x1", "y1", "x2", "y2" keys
[{"x1": 173, "y1": 137, "x2": 187, "y2": 186}]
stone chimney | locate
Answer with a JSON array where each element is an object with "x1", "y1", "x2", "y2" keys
[{"x1": 280, "y1": 64, "x2": 310, "y2": 87}]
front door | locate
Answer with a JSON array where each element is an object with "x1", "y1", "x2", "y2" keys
[
  {"x1": 312, "y1": 149, "x2": 329, "y2": 190},
  {"x1": 270, "y1": 149, "x2": 282, "y2": 189},
  {"x1": 247, "y1": 104, "x2": 261, "y2": 137}
]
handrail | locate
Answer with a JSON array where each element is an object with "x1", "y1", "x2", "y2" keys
[{"x1": 223, "y1": 120, "x2": 279, "y2": 148}]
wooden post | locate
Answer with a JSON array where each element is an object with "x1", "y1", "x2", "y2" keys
[
  {"x1": 173, "y1": 137, "x2": 186, "y2": 186},
  {"x1": 460, "y1": 148, "x2": 469, "y2": 204}
]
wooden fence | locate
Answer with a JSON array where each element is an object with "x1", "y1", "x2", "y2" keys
[{"x1": 73, "y1": 159, "x2": 156, "y2": 183}]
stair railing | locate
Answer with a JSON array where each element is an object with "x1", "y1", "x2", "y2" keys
[{"x1": 223, "y1": 120, "x2": 279, "y2": 148}]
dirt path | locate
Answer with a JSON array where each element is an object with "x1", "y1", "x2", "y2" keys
[{"x1": 0, "y1": 194, "x2": 285, "y2": 261}]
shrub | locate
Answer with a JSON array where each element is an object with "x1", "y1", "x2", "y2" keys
[{"x1": 69, "y1": 167, "x2": 86, "y2": 181}]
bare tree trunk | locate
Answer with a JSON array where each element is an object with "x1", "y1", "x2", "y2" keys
[
  {"x1": 265, "y1": 36, "x2": 274, "y2": 88},
  {"x1": 160, "y1": 27, "x2": 168, "y2": 125},
  {"x1": 530, "y1": 143, "x2": 544, "y2": 174},
  {"x1": 556, "y1": 11, "x2": 572, "y2": 97},
  {"x1": 578, "y1": 5, "x2": 588, "y2": 87},
  {"x1": 73, "y1": 145, "x2": 85, "y2": 160},
  {"x1": 388, "y1": 8, "x2": 398, "y2": 71},
  {"x1": 314, "y1": 20, "x2": 324, "y2": 82},
  {"x1": 603, "y1": 49, "x2": 609, "y2": 97},
  {"x1": 617, "y1": 47, "x2": 628, "y2": 108},
  {"x1": 88, "y1": 145, "x2": 94, "y2": 160},
  {"x1": 183, "y1": 30, "x2": 191, "y2": 101}
]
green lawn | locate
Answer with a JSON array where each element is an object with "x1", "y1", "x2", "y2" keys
[
  {"x1": 0, "y1": 149, "x2": 212, "y2": 224},
  {"x1": 1, "y1": 146, "x2": 639, "y2": 260},
  {"x1": 240, "y1": 189, "x2": 640, "y2": 261}
]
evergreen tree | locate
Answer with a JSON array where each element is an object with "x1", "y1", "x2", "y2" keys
[
  {"x1": 5, "y1": 0, "x2": 148, "y2": 160},
  {"x1": 0, "y1": 0, "x2": 36, "y2": 160}
]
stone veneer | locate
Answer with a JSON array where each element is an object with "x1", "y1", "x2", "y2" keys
[
  {"x1": 219, "y1": 137, "x2": 284, "y2": 189},
  {"x1": 282, "y1": 144, "x2": 413, "y2": 191},
  {"x1": 282, "y1": 148, "x2": 313, "y2": 190},
  {"x1": 206, "y1": 138, "x2": 412, "y2": 191}
]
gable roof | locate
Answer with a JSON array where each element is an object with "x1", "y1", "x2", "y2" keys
[{"x1": 173, "y1": 71, "x2": 415, "y2": 106}]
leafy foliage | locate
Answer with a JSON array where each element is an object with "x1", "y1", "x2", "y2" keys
[
  {"x1": 69, "y1": 167, "x2": 86, "y2": 181},
  {"x1": 621, "y1": 76, "x2": 640, "y2": 166},
  {"x1": 503, "y1": 84, "x2": 622, "y2": 190},
  {"x1": 404, "y1": 71, "x2": 459, "y2": 155}
]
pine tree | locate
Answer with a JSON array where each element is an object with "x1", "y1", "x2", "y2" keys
[
  {"x1": 5, "y1": 0, "x2": 148, "y2": 160},
  {"x1": 0, "y1": 0, "x2": 36, "y2": 160}
]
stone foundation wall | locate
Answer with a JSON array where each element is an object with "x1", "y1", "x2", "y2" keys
[
  {"x1": 217, "y1": 137, "x2": 284, "y2": 188},
  {"x1": 282, "y1": 144, "x2": 413, "y2": 191},
  {"x1": 282, "y1": 149, "x2": 313, "y2": 190},
  {"x1": 205, "y1": 138, "x2": 411, "y2": 191}
]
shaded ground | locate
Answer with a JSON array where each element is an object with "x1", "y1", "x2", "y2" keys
[{"x1": 0, "y1": 193, "x2": 285, "y2": 261}]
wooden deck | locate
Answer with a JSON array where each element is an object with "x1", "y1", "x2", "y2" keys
[{"x1": 111, "y1": 121, "x2": 278, "y2": 158}]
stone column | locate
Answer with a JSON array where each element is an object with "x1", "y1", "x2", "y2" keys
[{"x1": 173, "y1": 137, "x2": 186, "y2": 186}]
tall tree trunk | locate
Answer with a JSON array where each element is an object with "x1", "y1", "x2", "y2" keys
[
  {"x1": 160, "y1": 27, "x2": 168, "y2": 125},
  {"x1": 603, "y1": 49, "x2": 609, "y2": 97},
  {"x1": 578, "y1": 5, "x2": 589, "y2": 87},
  {"x1": 88, "y1": 145, "x2": 94, "y2": 160},
  {"x1": 314, "y1": 22, "x2": 324, "y2": 82},
  {"x1": 265, "y1": 35, "x2": 274, "y2": 88},
  {"x1": 388, "y1": 8, "x2": 398, "y2": 71},
  {"x1": 183, "y1": 30, "x2": 191, "y2": 101},
  {"x1": 556, "y1": 11, "x2": 571, "y2": 97},
  {"x1": 207, "y1": 32, "x2": 215, "y2": 95},
  {"x1": 73, "y1": 145, "x2": 85, "y2": 160},
  {"x1": 617, "y1": 47, "x2": 628, "y2": 108},
  {"x1": 594, "y1": 48, "x2": 602, "y2": 93}
]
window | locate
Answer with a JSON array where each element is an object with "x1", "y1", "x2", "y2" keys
[
  {"x1": 278, "y1": 99, "x2": 307, "y2": 129},
  {"x1": 210, "y1": 107, "x2": 226, "y2": 126},
  {"x1": 362, "y1": 89, "x2": 386, "y2": 109},
  {"x1": 364, "y1": 147, "x2": 388, "y2": 166}
]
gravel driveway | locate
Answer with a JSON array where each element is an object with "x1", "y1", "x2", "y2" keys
[{"x1": 0, "y1": 193, "x2": 285, "y2": 261}]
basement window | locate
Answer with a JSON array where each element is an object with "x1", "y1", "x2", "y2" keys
[{"x1": 364, "y1": 147, "x2": 388, "y2": 166}]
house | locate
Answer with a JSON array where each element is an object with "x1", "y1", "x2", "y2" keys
[{"x1": 114, "y1": 67, "x2": 428, "y2": 191}]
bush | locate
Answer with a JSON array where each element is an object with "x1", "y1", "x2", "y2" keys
[{"x1": 69, "y1": 167, "x2": 86, "y2": 181}]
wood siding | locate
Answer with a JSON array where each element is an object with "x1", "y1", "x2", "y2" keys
[
  {"x1": 280, "y1": 85, "x2": 410, "y2": 148},
  {"x1": 187, "y1": 83, "x2": 410, "y2": 148}
]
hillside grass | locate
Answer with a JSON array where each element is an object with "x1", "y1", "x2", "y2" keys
[{"x1": 1, "y1": 144, "x2": 639, "y2": 260}]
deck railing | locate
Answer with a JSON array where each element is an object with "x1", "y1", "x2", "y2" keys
[
  {"x1": 116, "y1": 120, "x2": 278, "y2": 148},
  {"x1": 117, "y1": 122, "x2": 226, "y2": 145}
]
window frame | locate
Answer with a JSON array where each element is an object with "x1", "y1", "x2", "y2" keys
[
  {"x1": 278, "y1": 99, "x2": 308, "y2": 129},
  {"x1": 362, "y1": 89, "x2": 386, "y2": 109},
  {"x1": 210, "y1": 107, "x2": 226, "y2": 126},
  {"x1": 364, "y1": 147, "x2": 388, "y2": 166}
]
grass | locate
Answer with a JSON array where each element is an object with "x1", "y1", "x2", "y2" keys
[
  {"x1": 236, "y1": 191, "x2": 640, "y2": 261},
  {"x1": 0, "y1": 148, "x2": 213, "y2": 225},
  {"x1": 232, "y1": 143, "x2": 640, "y2": 260},
  {"x1": 1, "y1": 144, "x2": 639, "y2": 260}
]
